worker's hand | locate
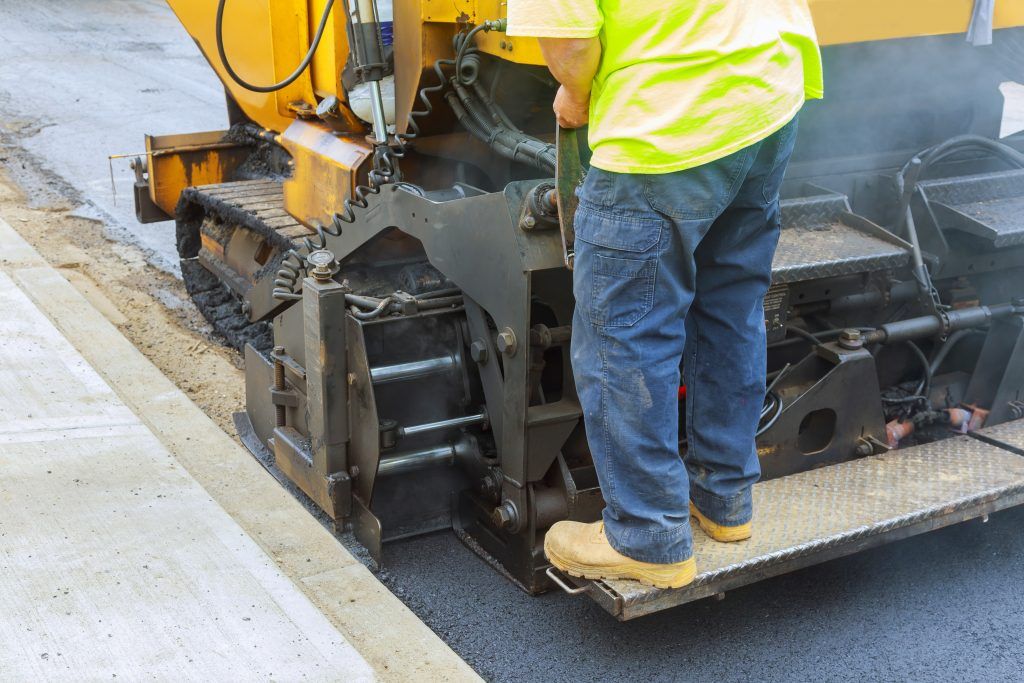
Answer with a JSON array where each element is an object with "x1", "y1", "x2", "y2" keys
[{"x1": 553, "y1": 85, "x2": 589, "y2": 129}]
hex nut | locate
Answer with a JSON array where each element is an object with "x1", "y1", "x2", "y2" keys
[
  {"x1": 470, "y1": 339, "x2": 489, "y2": 364},
  {"x1": 838, "y1": 328, "x2": 864, "y2": 350},
  {"x1": 496, "y1": 328, "x2": 517, "y2": 356},
  {"x1": 491, "y1": 501, "x2": 519, "y2": 530}
]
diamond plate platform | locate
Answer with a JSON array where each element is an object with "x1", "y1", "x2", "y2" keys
[
  {"x1": 563, "y1": 433, "x2": 1024, "y2": 620},
  {"x1": 919, "y1": 170, "x2": 1024, "y2": 249},
  {"x1": 773, "y1": 195, "x2": 912, "y2": 284},
  {"x1": 973, "y1": 418, "x2": 1024, "y2": 455}
]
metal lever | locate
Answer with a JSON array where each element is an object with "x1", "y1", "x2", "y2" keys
[
  {"x1": 545, "y1": 566, "x2": 590, "y2": 595},
  {"x1": 555, "y1": 125, "x2": 586, "y2": 270}
]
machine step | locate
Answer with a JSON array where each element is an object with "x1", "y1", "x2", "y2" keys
[
  {"x1": 772, "y1": 193, "x2": 912, "y2": 284},
  {"x1": 559, "y1": 428, "x2": 1024, "y2": 620},
  {"x1": 919, "y1": 169, "x2": 1024, "y2": 249},
  {"x1": 973, "y1": 417, "x2": 1024, "y2": 455}
]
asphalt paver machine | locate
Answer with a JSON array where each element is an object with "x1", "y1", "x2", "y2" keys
[{"x1": 136, "y1": 0, "x2": 1024, "y2": 618}]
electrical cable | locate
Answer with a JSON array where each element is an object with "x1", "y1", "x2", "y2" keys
[
  {"x1": 928, "y1": 329, "x2": 984, "y2": 377},
  {"x1": 906, "y1": 339, "x2": 932, "y2": 399},
  {"x1": 216, "y1": 0, "x2": 335, "y2": 93}
]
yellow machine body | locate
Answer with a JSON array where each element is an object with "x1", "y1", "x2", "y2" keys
[{"x1": 148, "y1": 0, "x2": 1024, "y2": 228}]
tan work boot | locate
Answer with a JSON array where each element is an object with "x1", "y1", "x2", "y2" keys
[
  {"x1": 689, "y1": 502, "x2": 752, "y2": 543},
  {"x1": 544, "y1": 521, "x2": 696, "y2": 589}
]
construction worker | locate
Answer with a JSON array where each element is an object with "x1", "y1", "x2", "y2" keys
[{"x1": 507, "y1": 2, "x2": 823, "y2": 588}]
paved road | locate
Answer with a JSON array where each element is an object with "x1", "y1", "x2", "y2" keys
[
  {"x1": 0, "y1": 0, "x2": 224, "y2": 273},
  {"x1": 3, "y1": 3, "x2": 1024, "y2": 681},
  {"x1": 385, "y1": 509, "x2": 1024, "y2": 682}
]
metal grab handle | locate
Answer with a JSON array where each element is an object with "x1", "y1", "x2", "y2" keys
[{"x1": 545, "y1": 566, "x2": 590, "y2": 596}]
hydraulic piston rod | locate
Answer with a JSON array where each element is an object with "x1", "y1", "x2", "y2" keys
[
  {"x1": 398, "y1": 411, "x2": 487, "y2": 438},
  {"x1": 377, "y1": 444, "x2": 455, "y2": 477},
  {"x1": 863, "y1": 301, "x2": 1024, "y2": 345},
  {"x1": 369, "y1": 354, "x2": 457, "y2": 384}
]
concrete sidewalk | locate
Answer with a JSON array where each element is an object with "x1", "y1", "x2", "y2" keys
[{"x1": 0, "y1": 217, "x2": 478, "y2": 681}]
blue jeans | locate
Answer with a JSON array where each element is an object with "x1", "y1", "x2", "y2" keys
[{"x1": 571, "y1": 117, "x2": 799, "y2": 564}]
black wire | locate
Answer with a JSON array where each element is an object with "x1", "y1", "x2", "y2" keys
[
  {"x1": 785, "y1": 325, "x2": 827, "y2": 348},
  {"x1": 216, "y1": 0, "x2": 335, "y2": 93},
  {"x1": 905, "y1": 339, "x2": 932, "y2": 399},
  {"x1": 679, "y1": 391, "x2": 782, "y2": 447}
]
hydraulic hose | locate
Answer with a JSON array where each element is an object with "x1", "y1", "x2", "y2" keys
[
  {"x1": 216, "y1": 0, "x2": 335, "y2": 93},
  {"x1": 893, "y1": 136, "x2": 1024, "y2": 314}
]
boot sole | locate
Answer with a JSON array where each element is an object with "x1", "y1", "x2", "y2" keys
[
  {"x1": 690, "y1": 503, "x2": 752, "y2": 543},
  {"x1": 546, "y1": 547, "x2": 697, "y2": 590}
]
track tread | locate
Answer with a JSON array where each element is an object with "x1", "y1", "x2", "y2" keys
[{"x1": 175, "y1": 179, "x2": 301, "y2": 353}]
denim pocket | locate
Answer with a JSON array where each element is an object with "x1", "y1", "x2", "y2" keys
[
  {"x1": 590, "y1": 254, "x2": 657, "y2": 327},
  {"x1": 574, "y1": 204, "x2": 663, "y2": 253}
]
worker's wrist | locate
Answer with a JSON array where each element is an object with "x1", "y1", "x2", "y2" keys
[{"x1": 562, "y1": 86, "x2": 591, "y2": 104}]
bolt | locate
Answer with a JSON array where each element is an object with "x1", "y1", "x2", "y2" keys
[
  {"x1": 496, "y1": 328, "x2": 517, "y2": 356},
  {"x1": 470, "y1": 339, "x2": 489, "y2": 364},
  {"x1": 855, "y1": 441, "x2": 873, "y2": 457},
  {"x1": 520, "y1": 214, "x2": 536, "y2": 230},
  {"x1": 838, "y1": 328, "x2": 864, "y2": 350},
  {"x1": 348, "y1": 465, "x2": 360, "y2": 478},
  {"x1": 499, "y1": 40, "x2": 507, "y2": 49},
  {"x1": 491, "y1": 501, "x2": 519, "y2": 530}
]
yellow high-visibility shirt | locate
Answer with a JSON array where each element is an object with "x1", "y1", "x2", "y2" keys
[{"x1": 507, "y1": 1, "x2": 824, "y2": 174}]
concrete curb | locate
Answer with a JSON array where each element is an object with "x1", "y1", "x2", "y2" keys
[{"x1": 0, "y1": 217, "x2": 480, "y2": 682}]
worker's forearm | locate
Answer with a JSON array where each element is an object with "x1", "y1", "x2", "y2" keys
[{"x1": 537, "y1": 37, "x2": 601, "y2": 99}]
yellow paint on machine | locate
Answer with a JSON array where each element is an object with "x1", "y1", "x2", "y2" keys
[
  {"x1": 144, "y1": 131, "x2": 251, "y2": 216},
  {"x1": 167, "y1": 0, "x2": 1024, "y2": 128},
  {"x1": 277, "y1": 119, "x2": 373, "y2": 229},
  {"x1": 165, "y1": 0, "x2": 352, "y2": 132}
]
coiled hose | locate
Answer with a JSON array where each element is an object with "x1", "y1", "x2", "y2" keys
[
  {"x1": 273, "y1": 20, "x2": 556, "y2": 301},
  {"x1": 271, "y1": 54, "x2": 455, "y2": 301}
]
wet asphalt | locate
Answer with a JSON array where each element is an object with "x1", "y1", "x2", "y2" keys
[{"x1": 3, "y1": 2, "x2": 1024, "y2": 681}]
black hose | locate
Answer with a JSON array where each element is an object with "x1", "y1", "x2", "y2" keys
[
  {"x1": 928, "y1": 329, "x2": 984, "y2": 377},
  {"x1": 216, "y1": 0, "x2": 335, "y2": 93},
  {"x1": 679, "y1": 391, "x2": 782, "y2": 447},
  {"x1": 880, "y1": 340, "x2": 932, "y2": 407},
  {"x1": 755, "y1": 392, "x2": 784, "y2": 438},
  {"x1": 784, "y1": 325, "x2": 827, "y2": 348},
  {"x1": 906, "y1": 339, "x2": 932, "y2": 399}
]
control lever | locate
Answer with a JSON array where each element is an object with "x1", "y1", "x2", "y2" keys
[{"x1": 555, "y1": 124, "x2": 588, "y2": 270}]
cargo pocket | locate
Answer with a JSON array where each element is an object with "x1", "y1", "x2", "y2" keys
[
  {"x1": 573, "y1": 201, "x2": 664, "y2": 328},
  {"x1": 574, "y1": 203, "x2": 664, "y2": 253},
  {"x1": 590, "y1": 254, "x2": 657, "y2": 328}
]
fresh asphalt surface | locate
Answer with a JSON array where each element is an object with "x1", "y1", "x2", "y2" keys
[{"x1": 3, "y1": 2, "x2": 1024, "y2": 680}]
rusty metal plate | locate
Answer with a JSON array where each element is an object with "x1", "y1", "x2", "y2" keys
[
  {"x1": 571, "y1": 436, "x2": 1024, "y2": 620},
  {"x1": 974, "y1": 418, "x2": 1024, "y2": 454}
]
